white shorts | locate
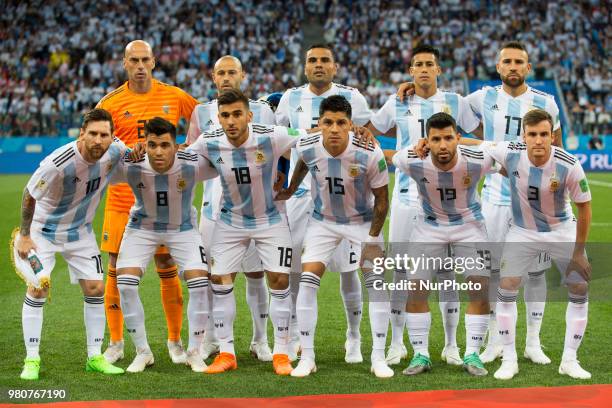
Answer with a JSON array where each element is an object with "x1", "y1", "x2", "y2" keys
[
  {"x1": 483, "y1": 201, "x2": 551, "y2": 273},
  {"x1": 199, "y1": 216, "x2": 262, "y2": 273},
  {"x1": 301, "y1": 218, "x2": 369, "y2": 268},
  {"x1": 14, "y1": 230, "x2": 103, "y2": 285},
  {"x1": 500, "y1": 221, "x2": 586, "y2": 285},
  {"x1": 388, "y1": 199, "x2": 418, "y2": 262},
  {"x1": 287, "y1": 194, "x2": 358, "y2": 273},
  {"x1": 405, "y1": 220, "x2": 490, "y2": 281},
  {"x1": 117, "y1": 228, "x2": 207, "y2": 272},
  {"x1": 210, "y1": 219, "x2": 293, "y2": 275}
]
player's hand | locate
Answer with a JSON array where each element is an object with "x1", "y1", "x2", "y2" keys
[
  {"x1": 415, "y1": 138, "x2": 429, "y2": 158},
  {"x1": 360, "y1": 242, "x2": 385, "y2": 273},
  {"x1": 397, "y1": 82, "x2": 416, "y2": 102},
  {"x1": 15, "y1": 234, "x2": 37, "y2": 259},
  {"x1": 567, "y1": 252, "x2": 592, "y2": 282},
  {"x1": 274, "y1": 172, "x2": 287, "y2": 192},
  {"x1": 177, "y1": 143, "x2": 189, "y2": 151},
  {"x1": 129, "y1": 142, "x2": 146, "y2": 161},
  {"x1": 274, "y1": 187, "x2": 294, "y2": 201},
  {"x1": 353, "y1": 126, "x2": 379, "y2": 146}
]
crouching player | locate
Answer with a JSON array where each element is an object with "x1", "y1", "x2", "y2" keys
[
  {"x1": 480, "y1": 110, "x2": 593, "y2": 380},
  {"x1": 13, "y1": 109, "x2": 126, "y2": 379},
  {"x1": 391, "y1": 112, "x2": 493, "y2": 376},
  {"x1": 276, "y1": 95, "x2": 393, "y2": 378},
  {"x1": 112, "y1": 117, "x2": 217, "y2": 373}
]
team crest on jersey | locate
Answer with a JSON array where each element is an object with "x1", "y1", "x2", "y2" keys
[
  {"x1": 349, "y1": 164, "x2": 361, "y2": 178},
  {"x1": 462, "y1": 174, "x2": 472, "y2": 187},
  {"x1": 162, "y1": 104, "x2": 170, "y2": 114},
  {"x1": 177, "y1": 178, "x2": 187, "y2": 191},
  {"x1": 106, "y1": 162, "x2": 113, "y2": 172},
  {"x1": 255, "y1": 150, "x2": 266, "y2": 165},
  {"x1": 36, "y1": 179, "x2": 48, "y2": 191},
  {"x1": 549, "y1": 174, "x2": 560, "y2": 192}
]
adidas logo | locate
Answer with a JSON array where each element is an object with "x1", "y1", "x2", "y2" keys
[
  {"x1": 124, "y1": 111, "x2": 132, "y2": 118},
  {"x1": 406, "y1": 109, "x2": 413, "y2": 116},
  {"x1": 72, "y1": 176, "x2": 81, "y2": 183},
  {"x1": 491, "y1": 104, "x2": 499, "y2": 111},
  {"x1": 420, "y1": 177, "x2": 429, "y2": 183},
  {"x1": 296, "y1": 105, "x2": 304, "y2": 113},
  {"x1": 512, "y1": 170, "x2": 520, "y2": 178},
  {"x1": 206, "y1": 119, "x2": 214, "y2": 126},
  {"x1": 312, "y1": 164, "x2": 320, "y2": 172},
  {"x1": 137, "y1": 182, "x2": 145, "y2": 189},
  {"x1": 216, "y1": 157, "x2": 225, "y2": 164}
]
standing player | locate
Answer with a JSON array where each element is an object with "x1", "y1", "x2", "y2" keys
[
  {"x1": 466, "y1": 42, "x2": 563, "y2": 364},
  {"x1": 97, "y1": 40, "x2": 199, "y2": 364},
  {"x1": 476, "y1": 109, "x2": 592, "y2": 380},
  {"x1": 13, "y1": 109, "x2": 125, "y2": 380},
  {"x1": 187, "y1": 55, "x2": 276, "y2": 361},
  {"x1": 368, "y1": 44, "x2": 480, "y2": 366},
  {"x1": 188, "y1": 89, "x2": 307, "y2": 375},
  {"x1": 112, "y1": 118, "x2": 217, "y2": 373},
  {"x1": 276, "y1": 95, "x2": 393, "y2": 378},
  {"x1": 391, "y1": 112, "x2": 492, "y2": 376},
  {"x1": 276, "y1": 44, "x2": 373, "y2": 362}
]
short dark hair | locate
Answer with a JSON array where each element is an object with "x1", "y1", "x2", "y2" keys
[
  {"x1": 217, "y1": 88, "x2": 250, "y2": 109},
  {"x1": 144, "y1": 117, "x2": 176, "y2": 140},
  {"x1": 319, "y1": 95, "x2": 352, "y2": 119},
  {"x1": 426, "y1": 112, "x2": 457, "y2": 136},
  {"x1": 411, "y1": 44, "x2": 440, "y2": 66},
  {"x1": 522, "y1": 109, "x2": 553, "y2": 132},
  {"x1": 306, "y1": 43, "x2": 335, "y2": 60},
  {"x1": 82, "y1": 108, "x2": 114, "y2": 133},
  {"x1": 501, "y1": 41, "x2": 528, "y2": 53}
]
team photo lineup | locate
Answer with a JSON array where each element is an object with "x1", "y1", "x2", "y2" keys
[{"x1": 1, "y1": 1, "x2": 607, "y2": 400}]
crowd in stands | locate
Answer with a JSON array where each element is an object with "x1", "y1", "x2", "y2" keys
[
  {"x1": 0, "y1": 0, "x2": 304, "y2": 137},
  {"x1": 0, "y1": 0, "x2": 609, "y2": 149}
]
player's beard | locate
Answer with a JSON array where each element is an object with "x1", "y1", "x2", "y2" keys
[
  {"x1": 434, "y1": 150, "x2": 455, "y2": 165},
  {"x1": 501, "y1": 73, "x2": 525, "y2": 89}
]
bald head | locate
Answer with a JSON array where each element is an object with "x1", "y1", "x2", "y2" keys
[
  {"x1": 124, "y1": 40, "x2": 153, "y2": 58},
  {"x1": 123, "y1": 40, "x2": 155, "y2": 92},
  {"x1": 213, "y1": 55, "x2": 245, "y2": 94}
]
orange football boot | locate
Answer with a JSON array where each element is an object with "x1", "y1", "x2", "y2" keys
[{"x1": 204, "y1": 352, "x2": 237, "y2": 374}]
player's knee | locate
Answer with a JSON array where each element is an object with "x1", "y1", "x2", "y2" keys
[
  {"x1": 568, "y1": 282, "x2": 588, "y2": 297},
  {"x1": 500, "y1": 277, "x2": 521, "y2": 290},
  {"x1": 82, "y1": 280, "x2": 104, "y2": 296},
  {"x1": 266, "y1": 272, "x2": 289, "y2": 290},
  {"x1": 27, "y1": 286, "x2": 48, "y2": 299},
  {"x1": 245, "y1": 271, "x2": 265, "y2": 279},
  {"x1": 154, "y1": 253, "x2": 175, "y2": 269}
]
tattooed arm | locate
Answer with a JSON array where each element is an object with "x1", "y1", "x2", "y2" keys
[
  {"x1": 275, "y1": 158, "x2": 309, "y2": 201},
  {"x1": 369, "y1": 185, "x2": 389, "y2": 237},
  {"x1": 16, "y1": 187, "x2": 37, "y2": 258}
]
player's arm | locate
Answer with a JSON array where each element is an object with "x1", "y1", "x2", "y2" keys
[
  {"x1": 369, "y1": 185, "x2": 389, "y2": 237},
  {"x1": 16, "y1": 187, "x2": 37, "y2": 258},
  {"x1": 553, "y1": 128, "x2": 563, "y2": 148},
  {"x1": 275, "y1": 158, "x2": 308, "y2": 200},
  {"x1": 383, "y1": 149, "x2": 397, "y2": 165},
  {"x1": 571, "y1": 200, "x2": 592, "y2": 281},
  {"x1": 366, "y1": 95, "x2": 396, "y2": 137}
]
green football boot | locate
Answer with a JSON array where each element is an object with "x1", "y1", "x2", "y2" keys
[
  {"x1": 402, "y1": 353, "x2": 432, "y2": 376},
  {"x1": 463, "y1": 352, "x2": 488, "y2": 376},
  {"x1": 20, "y1": 357, "x2": 41, "y2": 380},
  {"x1": 86, "y1": 354, "x2": 125, "y2": 375}
]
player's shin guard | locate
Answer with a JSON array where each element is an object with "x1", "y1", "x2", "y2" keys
[
  {"x1": 405, "y1": 312, "x2": 431, "y2": 358},
  {"x1": 269, "y1": 288, "x2": 291, "y2": 355},
  {"x1": 496, "y1": 288, "x2": 518, "y2": 361},
  {"x1": 525, "y1": 270, "x2": 547, "y2": 347},
  {"x1": 246, "y1": 276, "x2": 269, "y2": 344},
  {"x1": 562, "y1": 293, "x2": 588, "y2": 361},
  {"x1": 117, "y1": 275, "x2": 150, "y2": 352},
  {"x1": 23, "y1": 294, "x2": 46, "y2": 359},
  {"x1": 364, "y1": 272, "x2": 390, "y2": 361},
  {"x1": 438, "y1": 270, "x2": 460, "y2": 348},
  {"x1": 157, "y1": 266, "x2": 183, "y2": 342},
  {"x1": 211, "y1": 283, "x2": 236, "y2": 355},
  {"x1": 104, "y1": 266, "x2": 123, "y2": 342},
  {"x1": 186, "y1": 277, "x2": 209, "y2": 352},
  {"x1": 203, "y1": 283, "x2": 218, "y2": 343},
  {"x1": 340, "y1": 270, "x2": 362, "y2": 341},
  {"x1": 296, "y1": 272, "x2": 320, "y2": 360},
  {"x1": 84, "y1": 296, "x2": 105, "y2": 358},
  {"x1": 485, "y1": 270, "x2": 501, "y2": 349},
  {"x1": 389, "y1": 269, "x2": 408, "y2": 347},
  {"x1": 289, "y1": 270, "x2": 301, "y2": 342},
  {"x1": 465, "y1": 314, "x2": 488, "y2": 356}
]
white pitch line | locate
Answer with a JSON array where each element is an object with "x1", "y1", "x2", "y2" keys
[{"x1": 588, "y1": 179, "x2": 612, "y2": 188}]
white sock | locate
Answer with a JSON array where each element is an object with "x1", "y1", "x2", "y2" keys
[
  {"x1": 269, "y1": 288, "x2": 291, "y2": 355},
  {"x1": 496, "y1": 288, "x2": 518, "y2": 361},
  {"x1": 186, "y1": 277, "x2": 209, "y2": 352},
  {"x1": 525, "y1": 270, "x2": 547, "y2": 347},
  {"x1": 465, "y1": 314, "x2": 489, "y2": 356},
  {"x1": 296, "y1": 272, "x2": 320, "y2": 360},
  {"x1": 364, "y1": 271, "x2": 390, "y2": 361},
  {"x1": 203, "y1": 283, "x2": 218, "y2": 344},
  {"x1": 405, "y1": 312, "x2": 431, "y2": 358},
  {"x1": 562, "y1": 294, "x2": 588, "y2": 361},
  {"x1": 23, "y1": 294, "x2": 46, "y2": 359},
  {"x1": 83, "y1": 295, "x2": 105, "y2": 358},
  {"x1": 485, "y1": 270, "x2": 500, "y2": 349},
  {"x1": 389, "y1": 269, "x2": 408, "y2": 347},
  {"x1": 438, "y1": 270, "x2": 459, "y2": 348},
  {"x1": 289, "y1": 270, "x2": 301, "y2": 342},
  {"x1": 246, "y1": 276, "x2": 269, "y2": 344},
  {"x1": 211, "y1": 283, "x2": 236, "y2": 355},
  {"x1": 340, "y1": 270, "x2": 362, "y2": 341},
  {"x1": 117, "y1": 275, "x2": 150, "y2": 352}
]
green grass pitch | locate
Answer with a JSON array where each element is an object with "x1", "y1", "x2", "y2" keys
[{"x1": 0, "y1": 173, "x2": 610, "y2": 402}]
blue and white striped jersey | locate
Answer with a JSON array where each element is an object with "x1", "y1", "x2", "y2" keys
[
  {"x1": 371, "y1": 90, "x2": 480, "y2": 206},
  {"x1": 189, "y1": 123, "x2": 306, "y2": 229},
  {"x1": 296, "y1": 132, "x2": 389, "y2": 225},
  {"x1": 111, "y1": 151, "x2": 217, "y2": 232},
  {"x1": 483, "y1": 142, "x2": 590, "y2": 232},
  {"x1": 467, "y1": 85, "x2": 561, "y2": 206},
  {"x1": 276, "y1": 83, "x2": 372, "y2": 195},
  {"x1": 187, "y1": 98, "x2": 276, "y2": 221},
  {"x1": 26, "y1": 139, "x2": 127, "y2": 243},
  {"x1": 392, "y1": 146, "x2": 494, "y2": 226}
]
